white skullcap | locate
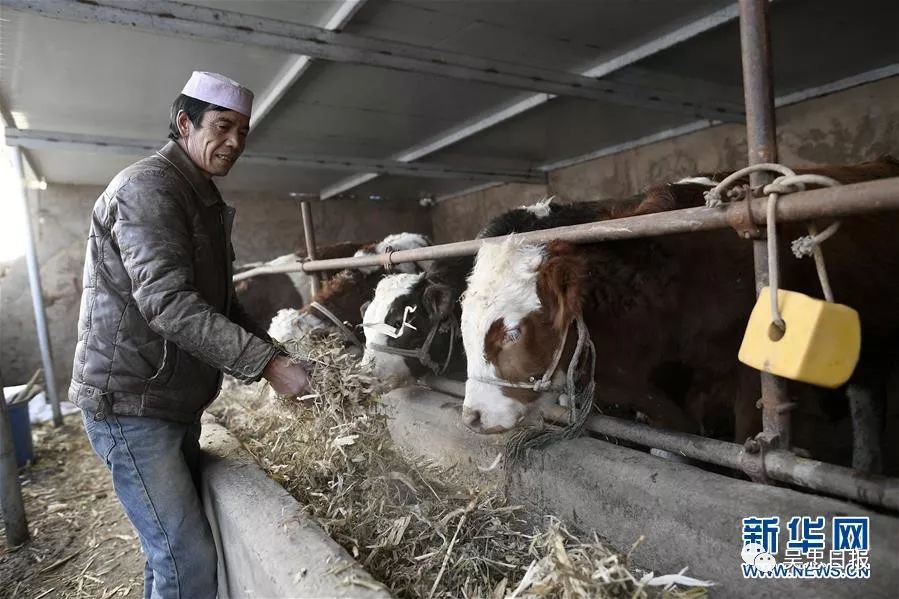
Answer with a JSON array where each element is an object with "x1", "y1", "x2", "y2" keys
[{"x1": 181, "y1": 71, "x2": 253, "y2": 117}]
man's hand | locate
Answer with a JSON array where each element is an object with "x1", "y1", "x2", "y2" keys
[{"x1": 263, "y1": 355, "x2": 312, "y2": 397}]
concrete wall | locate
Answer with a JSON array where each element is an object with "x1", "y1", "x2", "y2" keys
[
  {"x1": 430, "y1": 182, "x2": 548, "y2": 244},
  {"x1": 1, "y1": 184, "x2": 100, "y2": 396},
  {"x1": 0, "y1": 183, "x2": 431, "y2": 391},
  {"x1": 227, "y1": 191, "x2": 433, "y2": 265},
  {"x1": 432, "y1": 76, "x2": 899, "y2": 241}
]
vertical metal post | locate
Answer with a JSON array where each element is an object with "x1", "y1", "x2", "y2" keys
[
  {"x1": 739, "y1": 0, "x2": 791, "y2": 451},
  {"x1": 10, "y1": 147, "x2": 62, "y2": 427},
  {"x1": 0, "y1": 284, "x2": 30, "y2": 546},
  {"x1": 299, "y1": 197, "x2": 321, "y2": 297}
]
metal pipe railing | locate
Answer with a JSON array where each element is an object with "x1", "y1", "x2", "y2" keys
[
  {"x1": 299, "y1": 199, "x2": 321, "y2": 296},
  {"x1": 739, "y1": 0, "x2": 792, "y2": 453},
  {"x1": 420, "y1": 376, "x2": 899, "y2": 511},
  {"x1": 235, "y1": 177, "x2": 899, "y2": 278},
  {"x1": 11, "y1": 147, "x2": 62, "y2": 427}
]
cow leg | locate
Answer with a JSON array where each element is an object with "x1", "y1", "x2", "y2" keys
[
  {"x1": 846, "y1": 349, "x2": 890, "y2": 474},
  {"x1": 848, "y1": 383, "x2": 885, "y2": 474}
]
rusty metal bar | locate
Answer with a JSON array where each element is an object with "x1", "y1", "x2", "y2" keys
[
  {"x1": 541, "y1": 405, "x2": 899, "y2": 512},
  {"x1": 739, "y1": 0, "x2": 791, "y2": 452},
  {"x1": 297, "y1": 198, "x2": 321, "y2": 296},
  {"x1": 421, "y1": 377, "x2": 899, "y2": 511},
  {"x1": 233, "y1": 177, "x2": 899, "y2": 278}
]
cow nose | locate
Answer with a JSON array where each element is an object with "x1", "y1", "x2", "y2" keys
[{"x1": 462, "y1": 406, "x2": 482, "y2": 430}]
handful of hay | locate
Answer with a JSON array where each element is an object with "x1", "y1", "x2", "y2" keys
[{"x1": 212, "y1": 334, "x2": 710, "y2": 598}]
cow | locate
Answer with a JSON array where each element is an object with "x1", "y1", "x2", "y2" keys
[
  {"x1": 268, "y1": 233, "x2": 431, "y2": 349},
  {"x1": 233, "y1": 241, "x2": 365, "y2": 333},
  {"x1": 458, "y1": 157, "x2": 899, "y2": 474},
  {"x1": 359, "y1": 190, "x2": 726, "y2": 387},
  {"x1": 360, "y1": 198, "x2": 626, "y2": 385}
]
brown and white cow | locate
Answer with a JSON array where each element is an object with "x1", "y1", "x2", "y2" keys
[
  {"x1": 360, "y1": 201, "x2": 568, "y2": 385},
  {"x1": 234, "y1": 241, "x2": 365, "y2": 333},
  {"x1": 459, "y1": 157, "x2": 899, "y2": 473},
  {"x1": 360, "y1": 197, "x2": 652, "y2": 386}
]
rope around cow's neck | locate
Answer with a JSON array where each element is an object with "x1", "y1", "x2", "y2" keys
[{"x1": 498, "y1": 316, "x2": 597, "y2": 463}]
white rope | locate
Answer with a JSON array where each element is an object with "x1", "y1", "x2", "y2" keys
[
  {"x1": 471, "y1": 318, "x2": 575, "y2": 393},
  {"x1": 703, "y1": 163, "x2": 797, "y2": 208},
  {"x1": 764, "y1": 174, "x2": 842, "y2": 305},
  {"x1": 765, "y1": 189, "x2": 786, "y2": 329},
  {"x1": 705, "y1": 166, "x2": 844, "y2": 323},
  {"x1": 362, "y1": 305, "x2": 418, "y2": 339}
]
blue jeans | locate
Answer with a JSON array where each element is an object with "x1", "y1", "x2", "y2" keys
[{"x1": 82, "y1": 411, "x2": 217, "y2": 599}]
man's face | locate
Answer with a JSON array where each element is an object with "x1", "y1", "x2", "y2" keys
[{"x1": 177, "y1": 109, "x2": 249, "y2": 177}]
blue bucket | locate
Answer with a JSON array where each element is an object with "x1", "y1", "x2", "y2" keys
[{"x1": 7, "y1": 401, "x2": 34, "y2": 467}]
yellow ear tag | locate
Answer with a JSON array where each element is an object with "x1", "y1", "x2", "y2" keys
[{"x1": 738, "y1": 286, "x2": 861, "y2": 388}]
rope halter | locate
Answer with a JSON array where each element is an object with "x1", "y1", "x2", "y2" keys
[
  {"x1": 364, "y1": 305, "x2": 459, "y2": 375},
  {"x1": 470, "y1": 317, "x2": 579, "y2": 393},
  {"x1": 308, "y1": 301, "x2": 365, "y2": 349}
]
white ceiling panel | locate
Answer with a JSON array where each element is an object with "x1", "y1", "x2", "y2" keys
[
  {"x1": 249, "y1": 61, "x2": 517, "y2": 157},
  {"x1": 0, "y1": 10, "x2": 287, "y2": 139},
  {"x1": 2, "y1": 0, "x2": 896, "y2": 202},
  {"x1": 638, "y1": 0, "x2": 899, "y2": 93},
  {"x1": 27, "y1": 148, "x2": 142, "y2": 187},
  {"x1": 347, "y1": 0, "x2": 732, "y2": 70}
]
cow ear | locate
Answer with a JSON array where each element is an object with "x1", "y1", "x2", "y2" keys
[
  {"x1": 422, "y1": 283, "x2": 453, "y2": 318},
  {"x1": 537, "y1": 241, "x2": 588, "y2": 330}
]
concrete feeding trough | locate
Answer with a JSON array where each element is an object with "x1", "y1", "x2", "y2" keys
[
  {"x1": 200, "y1": 378, "x2": 899, "y2": 597},
  {"x1": 380, "y1": 383, "x2": 899, "y2": 599},
  {"x1": 199, "y1": 419, "x2": 391, "y2": 599}
]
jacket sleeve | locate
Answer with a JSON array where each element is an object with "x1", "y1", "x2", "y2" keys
[
  {"x1": 228, "y1": 293, "x2": 273, "y2": 343},
  {"x1": 111, "y1": 175, "x2": 277, "y2": 382}
]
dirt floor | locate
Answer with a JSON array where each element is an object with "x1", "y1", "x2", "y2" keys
[{"x1": 0, "y1": 414, "x2": 144, "y2": 599}]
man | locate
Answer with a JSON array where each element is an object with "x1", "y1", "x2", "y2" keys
[{"x1": 70, "y1": 71, "x2": 309, "y2": 598}]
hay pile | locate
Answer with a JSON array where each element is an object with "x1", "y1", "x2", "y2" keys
[{"x1": 211, "y1": 335, "x2": 710, "y2": 598}]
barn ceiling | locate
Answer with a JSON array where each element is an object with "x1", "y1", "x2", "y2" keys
[{"x1": 1, "y1": 0, "x2": 897, "y2": 202}]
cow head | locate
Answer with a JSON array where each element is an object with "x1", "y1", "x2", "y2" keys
[
  {"x1": 461, "y1": 238, "x2": 588, "y2": 433},
  {"x1": 268, "y1": 308, "x2": 326, "y2": 344},
  {"x1": 362, "y1": 272, "x2": 457, "y2": 385},
  {"x1": 362, "y1": 273, "x2": 424, "y2": 384}
]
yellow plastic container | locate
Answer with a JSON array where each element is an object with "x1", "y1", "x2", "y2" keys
[{"x1": 738, "y1": 287, "x2": 861, "y2": 388}]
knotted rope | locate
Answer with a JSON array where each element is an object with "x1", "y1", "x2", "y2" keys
[
  {"x1": 501, "y1": 316, "x2": 597, "y2": 463},
  {"x1": 704, "y1": 165, "x2": 843, "y2": 328}
]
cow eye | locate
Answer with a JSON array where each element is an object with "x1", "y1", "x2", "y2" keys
[{"x1": 504, "y1": 327, "x2": 521, "y2": 345}]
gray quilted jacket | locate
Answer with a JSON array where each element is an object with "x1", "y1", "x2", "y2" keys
[{"x1": 69, "y1": 141, "x2": 277, "y2": 423}]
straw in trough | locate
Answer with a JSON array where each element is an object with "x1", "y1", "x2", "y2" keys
[{"x1": 212, "y1": 334, "x2": 711, "y2": 598}]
